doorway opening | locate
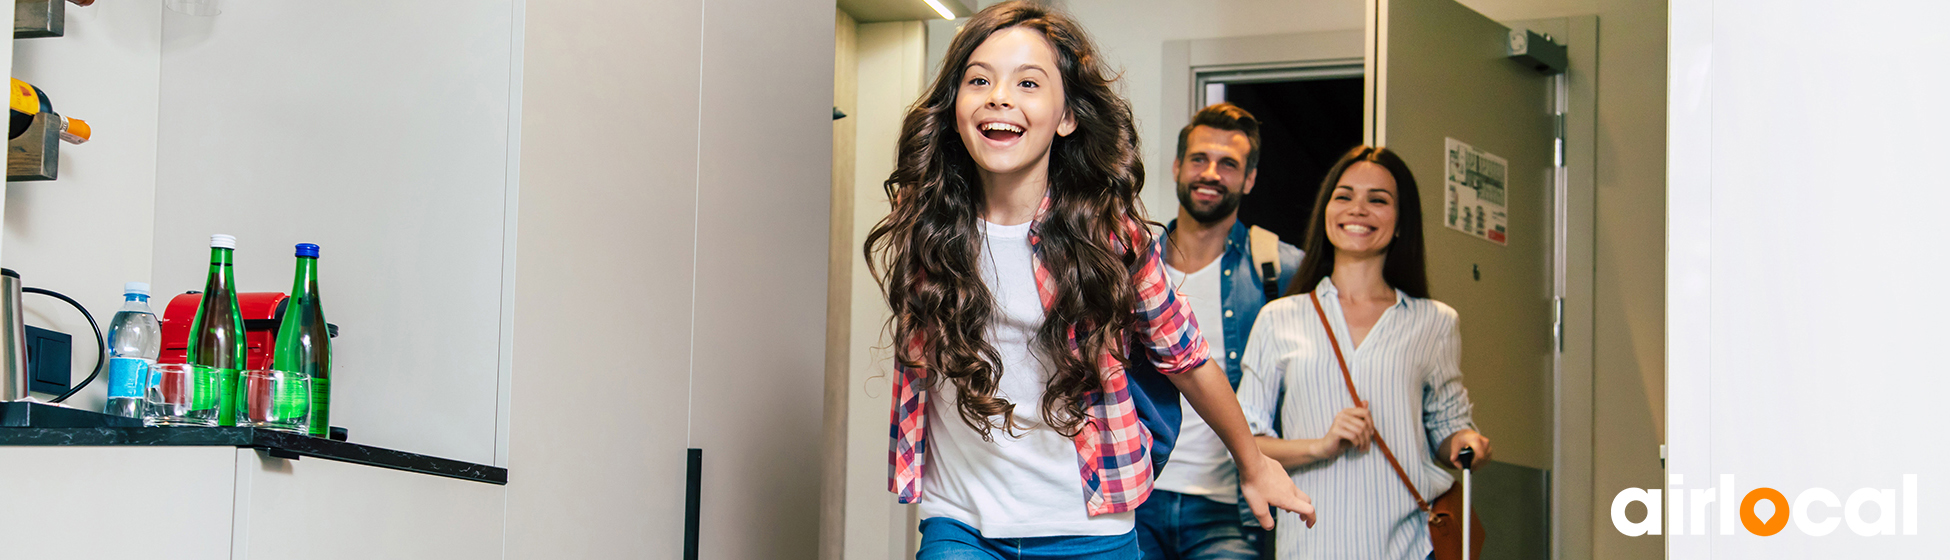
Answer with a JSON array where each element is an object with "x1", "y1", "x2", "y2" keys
[{"x1": 1196, "y1": 66, "x2": 1364, "y2": 244}]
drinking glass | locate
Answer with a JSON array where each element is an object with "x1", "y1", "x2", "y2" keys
[
  {"x1": 241, "y1": 369, "x2": 310, "y2": 433},
  {"x1": 145, "y1": 364, "x2": 218, "y2": 427}
]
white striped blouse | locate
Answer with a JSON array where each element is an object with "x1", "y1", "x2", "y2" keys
[{"x1": 1237, "y1": 277, "x2": 1477, "y2": 560}]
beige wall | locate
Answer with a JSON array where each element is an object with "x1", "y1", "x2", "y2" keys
[
  {"x1": 840, "y1": 18, "x2": 929, "y2": 560},
  {"x1": 1471, "y1": 1, "x2": 1671, "y2": 557},
  {"x1": 823, "y1": 11, "x2": 859, "y2": 560},
  {"x1": 509, "y1": 0, "x2": 831, "y2": 558},
  {"x1": 1590, "y1": 0, "x2": 1667, "y2": 557},
  {"x1": 505, "y1": 0, "x2": 700, "y2": 556}
]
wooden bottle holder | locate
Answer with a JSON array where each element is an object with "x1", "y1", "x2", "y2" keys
[
  {"x1": 8, "y1": 111, "x2": 60, "y2": 181},
  {"x1": 14, "y1": 0, "x2": 64, "y2": 38}
]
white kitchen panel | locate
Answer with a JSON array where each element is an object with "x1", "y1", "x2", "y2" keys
[
  {"x1": 231, "y1": 449, "x2": 504, "y2": 559},
  {"x1": 0, "y1": 446, "x2": 236, "y2": 559},
  {"x1": 153, "y1": 0, "x2": 520, "y2": 466}
]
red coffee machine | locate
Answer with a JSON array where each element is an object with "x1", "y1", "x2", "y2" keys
[{"x1": 159, "y1": 292, "x2": 288, "y2": 369}]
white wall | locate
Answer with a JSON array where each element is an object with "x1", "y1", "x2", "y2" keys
[
  {"x1": 150, "y1": 0, "x2": 519, "y2": 466},
  {"x1": 1668, "y1": 0, "x2": 1948, "y2": 556},
  {"x1": 6, "y1": 0, "x2": 163, "y2": 413},
  {"x1": 8, "y1": 1, "x2": 523, "y2": 466}
]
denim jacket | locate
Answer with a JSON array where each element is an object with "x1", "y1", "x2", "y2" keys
[{"x1": 1161, "y1": 220, "x2": 1303, "y2": 389}]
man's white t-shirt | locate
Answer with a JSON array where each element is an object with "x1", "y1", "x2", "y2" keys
[
  {"x1": 1153, "y1": 258, "x2": 1238, "y2": 504},
  {"x1": 917, "y1": 219, "x2": 1138, "y2": 538}
]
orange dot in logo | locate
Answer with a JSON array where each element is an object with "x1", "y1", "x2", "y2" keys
[{"x1": 1740, "y1": 487, "x2": 1791, "y2": 536}]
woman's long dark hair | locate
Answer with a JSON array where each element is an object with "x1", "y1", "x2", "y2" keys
[
  {"x1": 863, "y1": 1, "x2": 1148, "y2": 440},
  {"x1": 1284, "y1": 146, "x2": 1430, "y2": 299}
]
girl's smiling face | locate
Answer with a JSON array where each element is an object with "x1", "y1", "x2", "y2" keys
[
  {"x1": 1324, "y1": 161, "x2": 1401, "y2": 258},
  {"x1": 956, "y1": 26, "x2": 1077, "y2": 179}
]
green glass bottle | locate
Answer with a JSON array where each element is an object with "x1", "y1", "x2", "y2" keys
[
  {"x1": 187, "y1": 234, "x2": 246, "y2": 426},
  {"x1": 273, "y1": 243, "x2": 332, "y2": 437}
]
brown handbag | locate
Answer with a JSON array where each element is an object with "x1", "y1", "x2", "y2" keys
[{"x1": 1308, "y1": 291, "x2": 1484, "y2": 560}]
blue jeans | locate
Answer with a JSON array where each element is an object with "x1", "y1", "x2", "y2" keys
[
  {"x1": 1135, "y1": 490, "x2": 1265, "y2": 560},
  {"x1": 917, "y1": 517, "x2": 1141, "y2": 560}
]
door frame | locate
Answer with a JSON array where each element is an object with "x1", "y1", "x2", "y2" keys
[
  {"x1": 1503, "y1": 17, "x2": 1597, "y2": 560},
  {"x1": 1194, "y1": 63, "x2": 1365, "y2": 109},
  {"x1": 1163, "y1": 30, "x2": 1367, "y2": 143},
  {"x1": 1165, "y1": 21, "x2": 1597, "y2": 559}
]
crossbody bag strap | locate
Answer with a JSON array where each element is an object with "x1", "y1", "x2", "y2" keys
[{"x1": 1309, "y1": 291, "x2": 1431, "y2": 513}]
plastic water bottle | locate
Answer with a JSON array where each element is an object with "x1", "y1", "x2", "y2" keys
[{"x1": 103, "y1": 282, "x2": 161, "y2": 420}]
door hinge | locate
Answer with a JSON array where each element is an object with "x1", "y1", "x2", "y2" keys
[
  {"x1": 1552, "y1": 113, "x2": 1567, "y2": 168},
  {"x1": 1551, "y1": 297, "x2": 1565, "y2": 353}
]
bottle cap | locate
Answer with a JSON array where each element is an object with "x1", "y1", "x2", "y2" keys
[
  {"x1": 59, "y1": 116, "x2": 90, "y2": 144},
  {"x1": 211, "y1": 234, "x2": 236, "y2": 249},
  {"x1": 294, "y1": 243, "x2": 319, "y2": 258},
  {"x1": 123, "y1": 282, "x2": 149, "y2": 296}
]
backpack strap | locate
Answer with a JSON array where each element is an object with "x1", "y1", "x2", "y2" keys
[{"x1": 1249, "y1": 225, "x2": 1282, "y2": 301}]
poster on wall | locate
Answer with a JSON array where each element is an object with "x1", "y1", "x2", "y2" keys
[{"x1": 1443, "y1": 137, "x2": 1508, "y2": 245}]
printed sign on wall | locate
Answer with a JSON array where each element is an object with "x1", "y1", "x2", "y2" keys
[{"x1": 1444, "y1": 138, "x2": 1508, "y2": 245}]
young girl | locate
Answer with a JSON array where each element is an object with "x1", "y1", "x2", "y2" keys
[
  {"x1": 1238, "y1": 147, "x2": 1492, "y2": 559},
  {"x1": 866, "y1": 3, "x2": 1313, "y2": 558}
]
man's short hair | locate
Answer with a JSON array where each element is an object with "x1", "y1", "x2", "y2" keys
[{"x1": 1175, "y1": 102, "x2": 1262, "y2": 171}]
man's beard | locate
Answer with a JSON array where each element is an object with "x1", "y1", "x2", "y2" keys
[{"x1": 1177, "y1": 180, "x2": 1244, "y2": 224}]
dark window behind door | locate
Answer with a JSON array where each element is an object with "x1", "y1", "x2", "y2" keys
[{"x1": 1216, "y1": 78, "x2": 1365, "y2": 247}]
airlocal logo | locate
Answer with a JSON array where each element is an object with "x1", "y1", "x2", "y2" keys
[{"x1": 1612, "y1": 475, "x2": 1918, "y2": 537}]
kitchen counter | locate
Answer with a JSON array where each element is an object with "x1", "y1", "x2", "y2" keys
[{"x1": 0, "y1": 426, "x2": 506, "y2": 484}]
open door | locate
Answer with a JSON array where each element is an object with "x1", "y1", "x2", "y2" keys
[{"x1": 1369, "y1": 0, "x2": 1557, "y2": 558}]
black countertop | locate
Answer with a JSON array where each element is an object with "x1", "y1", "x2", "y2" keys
[{"x1": 0, "y1": 426, "x2": 506, "y2": 485}]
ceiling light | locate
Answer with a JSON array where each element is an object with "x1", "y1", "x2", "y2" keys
[{"x1": 922, "y1": 0, "x2": 956, "y2": 20}]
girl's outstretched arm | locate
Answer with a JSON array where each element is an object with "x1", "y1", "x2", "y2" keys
[{"x1": 1170, "y1": 360, "x2": 1317, "y2": 529}]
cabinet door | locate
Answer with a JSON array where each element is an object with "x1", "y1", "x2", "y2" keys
[
  {"x1": 0, "y1": 447, "x2": 236, "y2": 559},
  {"x1": 232, "y1": 450, "x2": 504, "y2": 559}
]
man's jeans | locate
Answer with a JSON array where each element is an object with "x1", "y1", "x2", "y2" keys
[{"x1": 1135, "y1": 490, "x2": 1265, "y2": 560}]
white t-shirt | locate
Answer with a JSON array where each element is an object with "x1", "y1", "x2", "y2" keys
[
  {"x1": 917, "y1": 219, "x2": 1138, "y2": 538},
  {"x1": 1154, "y1": 259, "x2": 1238, "y2": 503}
]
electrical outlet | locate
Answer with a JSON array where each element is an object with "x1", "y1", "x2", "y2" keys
[{"x1": 25, "y1": 325, "x2": 71, "y2": 395}]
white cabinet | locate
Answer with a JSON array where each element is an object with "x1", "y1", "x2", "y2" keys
[{"x1": 0, "y1": 446, "x2": 505, "y2": 559}]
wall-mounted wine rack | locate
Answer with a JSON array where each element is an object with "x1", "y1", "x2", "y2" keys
[
  {"x1": 8, "y1": 111, "x2": 58, "y2": 181},
  {"x1": 14, "y1": 0, "x2": 64, "y2": 39},
  {"x1": 10, "y1": 0, "x2": 78, "y2": 181}
]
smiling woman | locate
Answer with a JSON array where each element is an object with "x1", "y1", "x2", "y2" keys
[{"x1": 1242, "y1": 145, "x2": 1494, "y2": 559}]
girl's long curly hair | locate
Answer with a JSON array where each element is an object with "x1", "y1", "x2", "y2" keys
[{"x1": 864, "y1": 1, "x2": 1149, "y2": 440}]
